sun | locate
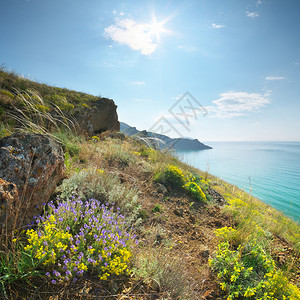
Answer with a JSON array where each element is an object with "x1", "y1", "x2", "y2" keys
[
  {"x1": 149, "y1": 19, "x2": 166, "y2": 41},
  {"x1": 148, "y1": 15, "x2": 171, "y2": 42}
]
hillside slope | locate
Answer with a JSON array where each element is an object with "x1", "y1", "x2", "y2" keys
[
  {"x1": 0, "y1": 68, "x2": 120, "y2": 134},
  {"x1": 0, "y1": 71, "x2": 299, "y2": 299}
]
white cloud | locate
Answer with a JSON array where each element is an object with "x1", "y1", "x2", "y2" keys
[
  {"x1": 211, "y1": 23, "x2": 225, "y2": 29},
  {"x1": 265, "y1": 76, "x2": 286, "y2": 81},
  {"x1": 246, "y1": 11, "x2": 260, "y2": 18},
  {"x1": 104, "y1": 18, "x2": 159, "y2": 55},
  {"x1": 206, "y1": 91, "x2": 270, "y2": 118},
  {"x1": 256, "y1": 0, "x2": 262, "y2": 5},
  {"x1": 131, "y1": 81, "x2": 145, "y2": 85}
]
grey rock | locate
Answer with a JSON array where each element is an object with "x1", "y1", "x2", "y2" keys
[{"x1": 0, "y1": 132, "x2": 66, "y2": 233}]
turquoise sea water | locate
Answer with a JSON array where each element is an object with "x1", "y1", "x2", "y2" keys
[{"x1": 175, "y1": 142, "x2": 300, "y2": 222}]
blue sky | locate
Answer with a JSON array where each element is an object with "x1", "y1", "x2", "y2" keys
[{"x1": 1, "y1": 0, "x2": 300, "y2": 141}]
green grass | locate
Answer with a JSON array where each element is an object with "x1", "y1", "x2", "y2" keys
[{"x1": 0, "y1": 68, "x2": 100, "y2": 112}]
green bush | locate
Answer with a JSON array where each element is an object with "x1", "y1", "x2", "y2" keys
[
  {"x1": 154, "y1": 165, "x2": 185, "y2": 189},
  {"x1": 209, "y1": 229, "x2": 300, "y2": 299},
  {"x1": 183, "y1": 181, "x2": 206, "y2": 202},
  {"x1": 57, "y1": 168, "x2": 141, "y2": 225}
]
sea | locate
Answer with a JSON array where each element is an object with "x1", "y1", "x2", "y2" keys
[{"x1": 175, "y1": 141, "x2": 300, "y2": 223}]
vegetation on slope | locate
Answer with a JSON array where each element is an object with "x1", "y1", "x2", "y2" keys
[{"x1": 0, "y1": 72, "x2": 299, "y2": 299}]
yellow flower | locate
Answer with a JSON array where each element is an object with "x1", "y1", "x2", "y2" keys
[
  {"x1": 220, "y1": 282, "x2": 227, "y2": 291},
  {"x1": 244, "y1": 287, "x2": 256, "y2": 297}
]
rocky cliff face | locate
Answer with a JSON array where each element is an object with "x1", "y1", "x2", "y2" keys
[{"x1": 74, "y1": 98, "x2": 120, "y2": 135}]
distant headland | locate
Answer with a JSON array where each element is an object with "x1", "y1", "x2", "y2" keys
[{"x1": 120, "y1": 122, "x2": 212, "y2": 151}]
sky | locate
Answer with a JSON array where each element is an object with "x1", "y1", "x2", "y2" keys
[{"x1": 1, "y1": 0, "x2": 300, "y2": 141}]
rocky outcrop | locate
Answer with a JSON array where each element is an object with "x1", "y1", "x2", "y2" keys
[
  {"x1": 75, "y1": 98, "x2": 120, "y2": 135},
  {"x1": 0, "y1": 132, "x2": 66, "y2": 232}
]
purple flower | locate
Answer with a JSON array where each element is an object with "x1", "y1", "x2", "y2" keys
[{"x1": 51, "y1": 280, "x2": 56, "y2": 284}]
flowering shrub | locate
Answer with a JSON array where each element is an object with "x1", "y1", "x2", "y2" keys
[
  {"x1": 139, "y1": 147, "x2": 156, "y2": 158},
  {"x1": 154, "y1": 165, "x2": 185, "y2": 189},
  {"x1": 209, "y1": 238, "x2": 300, "y2": 299},
  {"x1": 154, "y1": 165, "x2": 208, "y2": 202},
  {"x1": 22, "y1": 198, "x2": 136, "y2": 283},
  {"x1": 182, "y1": 182, "x2": 206, "y2": 202},
  {"x1": 214, "y1": 226, "x2": 237, "y2": 242}
]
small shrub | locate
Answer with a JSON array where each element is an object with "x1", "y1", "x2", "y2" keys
[
  {"x1": 154, "y1": 165, "x2": 185, "y2": 189},
  {"x1": 214, "y1": 226, "x2": 237, "y2": 242},
  {"x1": 183, "y1": 181, "x2": 206, "y2": 202},
  {"x1": 154, "y1": 165, "x2": 209, "y2": 202},
  {"x1": 133, "y1": 247, "x2": 197, "y2": 299},
  {"x1": 57, "y1": 168, "x2": 141, "y2": 225},
  {"x1": 21, "y1": 198, "x2": 136, "y2": 283},
  {"x1": 139, "y1": 147, "x2": 156, "y2": 158},
  {"x1": 103, "y1": 144, "x2": 136, "y2": 167},
  {"x1": 209, "y1": 237, "x2": 300, "y2": 299},
  {"x1": 0, "y1": 198, "x2": 137, "y2": 295}
]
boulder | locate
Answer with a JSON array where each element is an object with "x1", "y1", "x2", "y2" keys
[
  {"x1": 0, "y1": 132, "x2": 66, "y2": 233},
  {"x1": 75, "y1": 98, "x2": 120, "y2": 135},
  {"x1": 0, "y1": 178, "x2": 19, "y2": 232}
]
